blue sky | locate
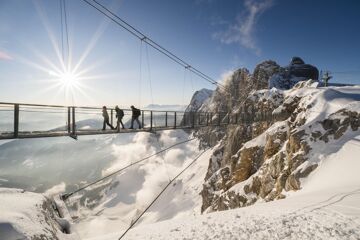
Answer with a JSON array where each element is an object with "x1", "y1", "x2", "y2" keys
[{"x1": 0, "y1": 0, "x2": 359, "y2": 107}]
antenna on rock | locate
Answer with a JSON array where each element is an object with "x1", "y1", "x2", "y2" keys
[{"x1": 322, "y1": 70, "x2": 333, "y2": 87}]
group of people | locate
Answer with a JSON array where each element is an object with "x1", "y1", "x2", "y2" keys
[{"x1": 102, "y1": 105, "x2": 142, "y2": 131}]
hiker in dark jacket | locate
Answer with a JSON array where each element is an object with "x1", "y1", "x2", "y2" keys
[
  {"x1": 129, "y1": 105, "x2": 141, "y2": 129},
  {"x1": 102, "y1": 106, "x2": 115, "y2": 130},
  {"x1": 115, "y1": 105, "x2": 125, "y2": 131}
]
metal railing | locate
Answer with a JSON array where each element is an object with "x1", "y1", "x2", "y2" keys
[{"x1": 0, "y1": 102, "x2": 274, "y2": 140}]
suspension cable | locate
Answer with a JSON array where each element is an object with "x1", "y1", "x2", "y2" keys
[
  {"x1": 60, "y1": 0, "x2": 65, "y2": 63},
  {"x1": 139, "y1": 40, "x2": 143, "y2": 108},
  {"x1": 118, "y1": 149, "x2": 208, "y2": 240},
  {"x1": 80, "y1": 0, "x2": 227, "y2": 90},
  {"x1": 63, "y1": 0, "x2": 70, "y2": 67},
  {"x1": 61, "y1": 137, "x2": 197, "y2": 200}
]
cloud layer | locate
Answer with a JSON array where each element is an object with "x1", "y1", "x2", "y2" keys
[{"x1": 213, "y1": 0, "x2": 274, "y2": 55}]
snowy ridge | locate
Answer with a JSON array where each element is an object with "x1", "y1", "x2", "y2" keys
[{"x1": 185, "y1": 88, "x2": 213, "y2": 112}]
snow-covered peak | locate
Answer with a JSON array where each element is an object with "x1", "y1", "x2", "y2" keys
[{"x1": 185, "y1": 88, "x2": 213, "y2": 112}]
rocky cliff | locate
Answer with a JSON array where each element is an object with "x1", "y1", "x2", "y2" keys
[
  {"x1": 185, "y1": 58, "x2": 359, "y2": 213},
  {"x1": 269, "y1": 57, "x2": 319, "y2": 89}
]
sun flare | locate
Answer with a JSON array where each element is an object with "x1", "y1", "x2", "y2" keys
[
  {"x1": 49, "y1": 69, "x2": 80, "y2": 88},
  {"x1": 59, "y1": 71, "x2": 78, "y2": 87}
]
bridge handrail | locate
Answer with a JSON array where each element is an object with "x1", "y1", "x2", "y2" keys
[
  {"x1": 0, "y1": 101, "x2": 226, "y2": 114},
  {"x1": 0, "y1": 101, "x2": 277, "y2": 140},
  {"x1": 0, "y1": 101, "x2": 252, "y2": 140}
]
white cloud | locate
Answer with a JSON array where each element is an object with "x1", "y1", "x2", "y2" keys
[
  {"x1": 45, "y1": 182, "x2": 66, "y2": 196},
  {"x1": 218, "y1": 70, "x2": 235, "y2": 85},
  {"x1": 213, "y1": 0, "x2": 274, "y2": 55}
]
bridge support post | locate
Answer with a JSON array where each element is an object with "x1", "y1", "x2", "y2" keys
[
  {"x1": 165, "y1": 111, "x2": 168, "y2": 127},
  {"x1": 67, "y1": 107, "x2": 71, "y2": 133},
  {"x1": 174, "y1": 112, "x2": 177, "y2": 129},
  {"x1": 110, "y1": 109, "x2": 113, "y2": 126},
  {"x1": 142, "y1": 111, "x2": 144, "y2": 129},
  {"x1": 71, "y1": 107, "x2": 77, "y2": 139},
  {"x1": 14, "y1": 104, "x2": 19, "y2": 138},
  {"x1": 150, "y1": 111, "x2": 153, "y2": 131}
]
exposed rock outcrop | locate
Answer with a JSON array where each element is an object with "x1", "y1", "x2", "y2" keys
[
  {"x1": 180, "y1": 56, "x2": 357, "y2": 214},
  {"x1": 200, "y1": 80, "x2": 360, "y2": 213},
  {"x1": 269, "y1": 57, "x2": 319, "y2": 90},
  {"x1": 185, "y1": 88, "x2": 213, "y2": 112}
]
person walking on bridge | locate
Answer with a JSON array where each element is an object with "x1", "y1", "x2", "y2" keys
[
  {"x1": 115, "y1": 105, "x2": 125, "y2": 131},
  {"x1": 129, "y1": 105, "x2": 142, "y2": 129},
  {"x1": 102, "y1": 106, "x2": 115, "y2": 130}
]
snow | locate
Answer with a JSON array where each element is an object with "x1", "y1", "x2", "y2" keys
[
  {"x1": 241, "y1": 120, "x2": 287, "y2": 150},
  {"x1": 283, "y1": 85, "x2": 360, "y2": 126},
  {"x1": 102, "y1": 135, "x2": 360, "y2": 240},
  {"x1": 1, "y1": 84, "x2": 360, "y2": 240},
  {"x1": 98, "y1": 84, "x2": 360, "y2": 239},
  {"x1": 0, "y1": 188, "x2": 76, "y2": 240},
  {"x1": 185, "y1": 88, "x2": 213, "y2": 112},
  {"x1": 73, "y1": 141, "x2": 213, "y2": 239}
]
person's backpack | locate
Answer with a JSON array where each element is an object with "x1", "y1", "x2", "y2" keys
[
  {"x1": 118, "y1": 109, "x2": 124, "y2": 118},
  {"x1": 134, "y1": 108, "x2": 141, "y2": 117}
]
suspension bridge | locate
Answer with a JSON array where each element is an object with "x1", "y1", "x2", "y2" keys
[{"x1": 0, "y1": 101, "x2": 272, "y2": 140}]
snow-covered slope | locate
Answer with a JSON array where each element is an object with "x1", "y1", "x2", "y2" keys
[
  {"x1": 0, "y1": 188, "x2": 76, "y2": 240},
  {"x1": 75, "y1": 151, "x2": 214, "y2": 240},
  {"x1": 2, "y1": 130, "x2": 359, "y2": 240},
  {"x1": 0, "y1": 129, "x2": 208, "y2": 239},
  {"x1": 106, "y1": 134, "x2": 360, "y2": 240}
]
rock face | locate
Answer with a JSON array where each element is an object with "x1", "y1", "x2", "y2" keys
[
  {"x1": 186, "y1": 62, "x2": 358, "y2": 213},
  {"x1": 182, "y1": 88, "x2": 213, "y2": 128},
  {"x1": 181, "y1": 56, "x2": 356, "y2": 214},
  {"x1": 185, "y1": 88, "x2": 213, "y2": 112},
  {"x1": 195, "y1": 60, "x2": 283, "y2": 147},
  {"x1": 199, "y1": 79, "x2": 360, "y2": 213},
  {"x1": 269, "y1": 57, "x2": 319, "y2": 90}
]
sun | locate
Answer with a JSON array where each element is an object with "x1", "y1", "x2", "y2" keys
[
  {"x1": 49, "y1": 69, "x2": 80, "y2": 88},
  {"x1": 59, "y1": 71, "x2": 78, "y2": 87}
]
